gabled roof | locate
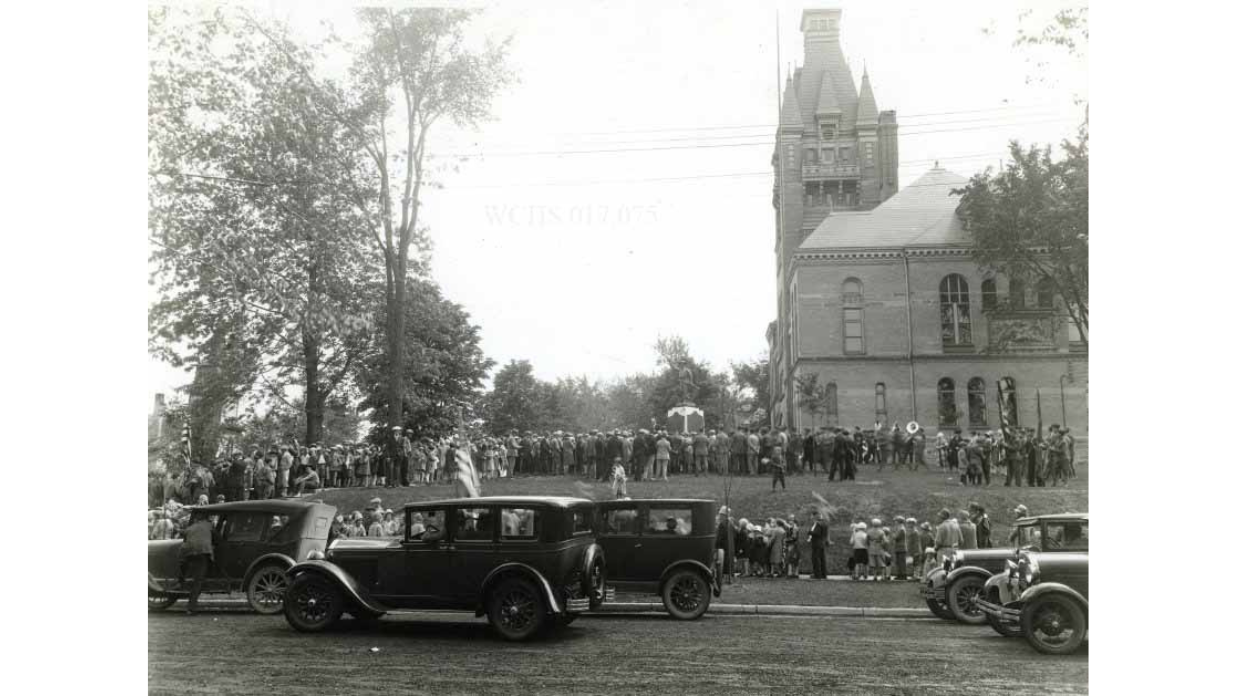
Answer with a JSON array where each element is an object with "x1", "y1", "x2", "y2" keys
[
  {"x1": 815, "y1": 70, "x2": 841, "y2": 115},
  {"x1": 797, "y1": 167, "x2": 971, "y2": 251},
  {"x1": 856, "y1": 69, "x2": 879, "y2": 126},
  {"x1": 779, "y1": 75, "x2": 804, "y2": 130}
]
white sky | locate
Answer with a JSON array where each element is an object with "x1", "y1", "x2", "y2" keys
[{"x1": 148, "y1": 0, "x2": 1088, "y2": 403}]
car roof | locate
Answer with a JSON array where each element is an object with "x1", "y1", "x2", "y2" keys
[
  {"x1": 402, "y1": 496, "x2": 592, "y2": 509},
  {"x1": 1017, "y1": 512, "x2": 1088, "y2": 525},
  {"x1": 595, "y1": 498, "x2": 716, "y2": 505},
  {"x1": 192, "y1": 499, "x2": 335, "y2": 514}
]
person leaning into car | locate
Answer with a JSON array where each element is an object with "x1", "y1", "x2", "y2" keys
[{"x1": 179, "y1": 515, "x2": 218, "y2": 615}]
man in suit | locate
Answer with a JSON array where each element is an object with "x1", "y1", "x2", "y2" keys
[
  {"x1": 713, "y1": 428, "x2": 731, "y2": 476},
  {"x1": 807, "y1": 511, "x2": 831, "y2": 579},
  {"x1": 746, "y1": 429, "x2": 760, "y2": 476},
  {"x1": 631, "y1": 429, "x2": 650, "y2": 481},
  {"x1": 802, "y1": 428, "x2": 816, "y2": 476},
  {"x1": 730, "y1": 428, "x2": 747, "y2": 475},
  {"x1": 692, "y1": 430, "x2": 710, "y2": 476}
]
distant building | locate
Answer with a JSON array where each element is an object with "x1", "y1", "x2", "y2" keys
[{"x1": 768, "y1": 9, "x2": 1087, "y2": 434}]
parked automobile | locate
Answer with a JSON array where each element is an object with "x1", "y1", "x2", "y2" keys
[
  {"x1": 594, "y1": 498, "x2": 721, "y2": 620},
  {"x1": 978, "y1": 515, "x2": 1089, "y2": 654},
  {"x1": 281, "y1": 496, "x2": 613, "y2": 641},
  {"x1": 148, "y1": 500, "x2": 337, "y2": 614},
  {"x1": 921, "y1": 512, "x2": 1089, "y2": 626}
]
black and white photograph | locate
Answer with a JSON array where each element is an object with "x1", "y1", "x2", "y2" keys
[{"x1": 15, "y1": 0, "x2": 1236, "y2": 694}]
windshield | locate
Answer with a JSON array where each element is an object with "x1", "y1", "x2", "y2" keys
[
  {"x1": 1018, "y1": 521, "x2": 1087, "y2": 551},
  {"x1": 1017, "y1": 524, "x2": 1043, "y2": 551}
]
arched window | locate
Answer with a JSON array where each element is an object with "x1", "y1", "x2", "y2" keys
[
  {"x1": 981, "y1": 278, "x2": 998, "y2": 312},
  {"x1": 997, "y1": 377, "x2": 1019, "y2": 426},
  {"x1": 939, "y1": 274, "x2": 972, "y2": 346},
  {"x1": 824, "y1": 382, "x2": 839, "y2": 426},
  {"x1": 938, "y1": 378, "x2": 958, "y2": 427},
  {"x1": 842, "y1": 278, "x2": 864, "y2": 355},
  {"x1": 1035, "y1": 277, "x2": 1054, "y2": 310},
  {"x1": 875, "y1": 383, "x2": 887, "y2": 422},
  {"x1": 1008, "y1": 278, "x2": 1026, "y2": 310},
  {"x1": 967, "y1": 377, "x2": 987, "y2": 426}
]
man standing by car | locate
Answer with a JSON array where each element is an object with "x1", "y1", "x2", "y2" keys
[
  {"x1": 934, "y1": 509, "x2": 961, "y2": 560},
  {"x1": 970, "y1": 503, "x2": 993, "y2": 548},
  {"x1": 179, "y1": 514, "x2": 217, "y2": 615}
]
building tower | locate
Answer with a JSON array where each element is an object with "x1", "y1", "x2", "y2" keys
[{"x1": 770, "y1": 8, "x2": 900, "y2": 428}]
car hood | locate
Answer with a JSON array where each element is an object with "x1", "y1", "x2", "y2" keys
[
  {"x1": 954, "y1": 548, "x2": 1015, "y2": 564},
  {"x1": 1030, "y1": 551, "x2": 1088, "y2": 573},
  {"x1": 329, "y1": 538, "x2": 401, "y2": 553}
]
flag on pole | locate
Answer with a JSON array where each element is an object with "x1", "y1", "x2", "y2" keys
[
  {"x1": 181, "y1": 422, "x2": 192, "y2": 466},
  {"x1": 453, "y1": 447, "x2": 481, "y2": 498}
]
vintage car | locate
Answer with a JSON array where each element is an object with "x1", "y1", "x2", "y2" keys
[
  {"x1": 148, "y1": 499, "x2": 337, "y2": 614},
  {"x1": 594, "y1": 498, "x2": 721, "y2": 620},
  {"x1": 921, "y1": 512, "x2": 1089, "y2": 626},
  {"x1": 978, "y1": 515, "x2": 1089, "y2": 653},
  {"x1": 281, "y1": 496, "x2": 613, "y2": 641}
]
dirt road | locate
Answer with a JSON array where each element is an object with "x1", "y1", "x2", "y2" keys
[{"x1": 149, "y1": 609, "x2": 1086, "y2": 695}]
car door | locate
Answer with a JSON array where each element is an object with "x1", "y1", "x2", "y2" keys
[
  {"x1": 378, "y1": 507, "x2": 451, "y2": 608},
  {"x1": 598, "y1": 503, "x2": 644, "y2": 584},
  {"x1": 214, "y1": 512, "x2": 270, "y2": 588},
  {"x1": 643, "y1": 505, "x2": 696, "y2": 578},
  {"x1": 448, "y1": 505, "x2": 499, "y2": 605}
]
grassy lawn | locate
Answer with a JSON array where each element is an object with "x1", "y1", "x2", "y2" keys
[
  {"x1": 311, "y1": 461, "x2": 1087, "y2": 595},
  {"x1": 709, "y1": 576, "x2": 924, "y2": 608}
]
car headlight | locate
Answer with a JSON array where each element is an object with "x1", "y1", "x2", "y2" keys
[
  {"x1": 306, "y1": 549, "x2": 326, "y2": 561},
  {"x1": 1017, "y1": 557, "x2": 1039, "y2": 586},
  {"x1": 943, "y1": 556, "x2": 954, "y2": 573}
]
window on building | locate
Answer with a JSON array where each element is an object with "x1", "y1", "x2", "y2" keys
[
  {"x1": 1067, "y1": 317, "x2": 1084, "y2": 345},
  {"x1": 875, "y1": 383, "x2": 887, "y2": 422},
  {"x1": 784, "y1": 144, "x2": 796, "y2": 168},
  {"x1": 820, "y1": 124, "x2": 836, "y2": 140},
  {"x1": 967, "y1": 377, "x2": 987, "y2": 426},
  {"x1": 1035, "y1": 277, "x2": 1054, "y2": 310},
  {"x1": 864, "y1": 142, "x2": 875, "y2": 165},
  {"x1": 938, "y1": 378, "x2": 958, "y2": 427},
  {"x1": 805, "y1": 148, "x2": 818, "y2": 165},
  {"x1": 981, "y1": 278, "x2": 997, "y2": 311},
  {"x1": 939, "y1": 274, "x2": 972, "y2": 347},
  {"x1": 1008, "y1": 278, "x2": 1026, "y2": 310},
  {"x1": 842, "y1": 278, "x2": 864, "y2": 354},
  {"x1": 839, "y1": 147, "x2": 852, "y2": 163},
  {"x1": 821, "y1": 148, "x2": 835, "y2": 163},
  {"x1": 824, "y1": 382, "x2": 838, "y2": 426},
  {"x1": 998, "y1": 377, "x2": 1019, "y2": 426}
]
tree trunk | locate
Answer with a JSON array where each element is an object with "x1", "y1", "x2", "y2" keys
[
  {"x1": 303, "y1": 329, "x2": 324, "y2": 446},
  {"x1": 387, "y1": 270, "x2": 407, "y2": 435}
]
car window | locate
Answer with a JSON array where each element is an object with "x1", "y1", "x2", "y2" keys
[
  {"x1": 264, "y1": 514, "x2": 292, "y2": 542},
  {"x1": 1017, "y1": 525, "x2": 1043, "y2": 551},
  {"x1": 454, "y1": 507, "x2": 495, "y2": 542},
  {"x1": 570, "y1": 508, "x2": 593, "y2": 536},
  {"x1": 601, "y1": 507, "x2": 640, "y2": 536},
  {"x1": 1044, "y1": 521, "x2": 1088, "y2": 551},
  {"x1": 406, "y1": 509, "x2": 445, "y2": 543},
  {"x1": 223, "y1": 512, "x2": 268, "y2": 542},
  {"x1": 647, "y1": 508, "x2": 692, "y2": 535},
  {"x1": 500, "y1": 508, "x2": 539, "y2": 540}
]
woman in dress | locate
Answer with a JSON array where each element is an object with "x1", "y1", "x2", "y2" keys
[{"x1": 850, "y1": 521, "x2": 869, "y2": 580}]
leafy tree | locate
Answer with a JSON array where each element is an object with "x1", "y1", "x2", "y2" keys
[
  {"x1": 795, "y1": 372, "x2": 827, "y2": 428},
  {"x1": 149, "y1": 7, "x2": 377, "y2": 446},
  {"x1": 731, "y1": 358, "x2": 772, "y2": 428},
  {"x1": 953, "y1": 128, "x2": 1088, "y2": 345},
  {"x1": 483, "y1": 360, "x2": 547, "y2": 435}
]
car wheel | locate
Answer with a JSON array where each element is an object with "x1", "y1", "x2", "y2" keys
[
  {"x1": 487, "y1": 577, "x2": 547, "y2": 641},
  {"x1": 946, "y1": 575, "x2": 988, "y2": 625},
  {"x1": 985, "y1": 589, "x2": 1021, "y2": 637},
  {"x1": 582, "y1": 554, "x2": 607, "y2": 611},
  {"x1": 149, "y1": 589, "x2": 177, "y2": 612},
  {"x1": 283, "y1": 573, "x2": 344, "y2": 633},
  {"x1": 246, "y1": 563, "x2": 289, "y2": 615},
  {"x1": 926, "y1": 597, "x2": 955, "y2": 621},
  {"x1": 662, "y1": 569, "x2": 711, "y2": 620},
  {"x1": 1021, "y1": 595, "x2": 1086, "y2": 655}
]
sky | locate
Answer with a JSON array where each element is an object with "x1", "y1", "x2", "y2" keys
[{"x1": 147, "y1": 0, "x2": 1088, "y2": 406}]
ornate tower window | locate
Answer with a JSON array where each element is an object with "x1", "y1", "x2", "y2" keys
[
  {"x1": 875, "y1": 382, "x2": 887, "y2": 422},
  {"x1": 939, "y1": 274, "x2": 972, "y2": 347},
  {"x1": 938, "y1": 378, "x2": 958, "y2": 427},
  {"x1": 981, "y1": 278, "x2": 997, "y2": 312},
  {"x1": 967, "y1": 377, "x2": 987, "y2": 426},
  {"x1": 1035, "y1": 277, "x2": 1054, "y2": 310},
  {"x1": 824, "y1": 382, "x2": 838, "y2": 426}
]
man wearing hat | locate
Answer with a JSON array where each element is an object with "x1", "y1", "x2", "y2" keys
[
  {"x1": 892, "y1": 516, "x2": 909, "y2": 580},
  {"x1": 807, "y1": 510, "x2": 831, "y2": 579},
  {"x1": 1008, "y1": 504, "x2": 1029, "y2": 543},
  {"x1": 905, "y1": 517, "x2": 922, "y2": 580},
  {"x1": 934, "y1": 509, "x2": 961, "y2": 561},
  {"x1": 970, "y1": 503, "x2": 993, "y2": 548}
]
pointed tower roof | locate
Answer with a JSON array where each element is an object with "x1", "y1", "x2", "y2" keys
[
  {"x1": 815, "y1": 70, "x2": 841, "y2": 116},
  {"x1": 779, "y1": 75, "x2": 804, "y2": 131},
  {"x1": 856, "y1": 68, "x2": 879, "y2": 127}
]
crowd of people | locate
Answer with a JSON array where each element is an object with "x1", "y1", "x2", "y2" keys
[{"x1": 713, "y1": 501, "x2": 1020, "y2": 582}]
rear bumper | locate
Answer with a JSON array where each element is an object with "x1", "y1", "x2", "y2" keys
[
  {"x1": 570, "y1": 587, "x2": 615, "y2": 613},
  {"x1": 977, "y1": 597, "x2": 1022, "y2": 624}
]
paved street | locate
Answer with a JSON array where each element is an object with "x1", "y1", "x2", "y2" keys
[{"x1": 149, "y1": 609, "x2": 1087, "y2": 695}]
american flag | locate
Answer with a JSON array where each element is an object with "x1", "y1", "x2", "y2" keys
[{"x1": 181, "y1": 422, "x2": 192, "y2": 465}]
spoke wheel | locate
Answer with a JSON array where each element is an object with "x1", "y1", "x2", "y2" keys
[
  {"x1": 926, "y1": 596, "x2": 955, "y2": 621},
  {"x1": 947, "y1": 575, "x2": 988, "y2": 625},
  {"x1": 487, "y1": 578, "x2": 546, "y2": 641},
  {"x1": 1021, "y1": 596, "x2": 1086, "y2": 655},
  {"x1": 149, "y1": 589, "x2": 177, "y2": 612},
  {"x1": 283, "y1": 574, "x2": 343, "y2": 633},
  {"x1": 246, "y1": 564, "x2": 289, "y2": 615},
  {"x1": 662, "y1": 569, "x2": 711, "y2": 620}
]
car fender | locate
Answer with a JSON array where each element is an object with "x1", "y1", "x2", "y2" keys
[
  {"x1": 149, "y1": 572, "x2": 172, "y2": 593},
  {"x1": 581, "y1": 543, "x2": 606, "y2": 600},
  {"x1": 945, "y1": 565, "x2": 993, "y2": 586},
  {"x1": 983, "y1": 573, "x2": 1015, "y2": 604},
  {"x1": 1019, "y1": 582, "x2": 1088, "y2": 614},
  {"x1": 657, "y1": 559, "x2": 715, "y2": 596},
  {"x1": 478, "y1": 562, "x2": 564, "y2": 616},
  {"x1": 241, "y1": 553, "x2": 296, "y2": 588},
  {"x1": 923, "y1": 566, "x2": 947, "y2": 589},
  {"x1": 285, "y1": 559, "x2": 387, "y2": 615}
]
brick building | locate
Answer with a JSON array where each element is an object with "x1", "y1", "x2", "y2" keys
[{"x1": 768, "y1": 9, "x2": 1088, "y2": 435}]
